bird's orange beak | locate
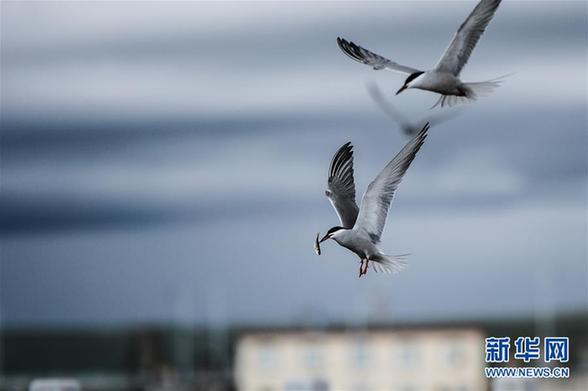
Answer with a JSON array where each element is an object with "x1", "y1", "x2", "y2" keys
[{"x1": 319, "y1": 233, "x2": 330, "y2": 243}]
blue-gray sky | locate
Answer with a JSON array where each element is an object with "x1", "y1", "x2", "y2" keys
[{"x1": 1, "y1": 1, "x2": 587, "y2": 328}]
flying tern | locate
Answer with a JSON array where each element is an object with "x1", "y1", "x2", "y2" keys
[
  {"x1": 318, "y1": 124, "x2": 429, "y2": 277},
  {"x1": 337, "y1": 0, "x2": 503, "y2": 108},
  {"x1": 367, "y1": 82, "x2": 461, "y2": 136}
]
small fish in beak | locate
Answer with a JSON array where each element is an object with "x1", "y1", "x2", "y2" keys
[{"x1": 314, "y1": 232, "x2": 321, "y2": 255}]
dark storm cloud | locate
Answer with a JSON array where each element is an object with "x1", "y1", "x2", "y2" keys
[
  {"x1": 0, "y1": 191, "x2": 311, "y2": 236},
  {"x1": 1, "y1": 102, "x2": 586, "y2": 234},
  {"x1": 0, "y1": 194, "x2": 174, "y2": 235}
]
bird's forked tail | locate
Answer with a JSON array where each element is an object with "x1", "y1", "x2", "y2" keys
[
  {"x1": 371, "y1": 254, "x2": 409, "y2": 274},
  {"x1": 431, "y1": 74, "x2": 511, "y2": 109}
]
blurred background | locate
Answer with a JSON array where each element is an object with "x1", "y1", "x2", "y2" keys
[{"x1": 1, "y1": 1, "x2": 587, "y2": 390}]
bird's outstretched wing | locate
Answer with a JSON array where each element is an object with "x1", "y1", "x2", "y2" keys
[
  {"x1": 367, "y1": 83, "x2": 462, "y2": 136},
  {"x1": 435, "y1": 0, "x2": 502, "y2": 76},
  {"x1": 337, "y1": 37, "x2": 421, "y2": 75},
  {"x1": 353, "y1": 124, "x2": 429, "y2": 243},
  {"x1": 325, "y1": 142, "x2": 360, "y2": 228},
  {"x1": 367, "y1": 82, "x2": 416, "y2": 135}
]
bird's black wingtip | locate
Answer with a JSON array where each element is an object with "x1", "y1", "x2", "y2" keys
[
  {"x1": 336, "y1": 38, "x2": 368, "y2": 64},
  {"x1": 329, "y1": 141, "x2": 355, "y2": 178},
  {"x1": 336, "y1": 37, "x2": 348, "y2": 51},
  {"x1": 417, "y1": 122, "x2": 430, "y2": 141},
  {"x1": 336, "y1": 37, "x2": 354, "y2": 53}
]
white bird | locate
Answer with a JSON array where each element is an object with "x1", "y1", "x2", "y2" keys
[
  {"x1": 337, "y1": 0, "x2": 503, "y2": 108},
  {"x1": 318, "y1": 124, "x2": 428, "y2": 277},
  {"x1": 367, "y1": 82, "x2": 461, "y2": 136}
]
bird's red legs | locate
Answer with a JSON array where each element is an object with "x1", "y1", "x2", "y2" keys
[{"x1": 358, "y1": 259, "x2": 369, "y2": 277}]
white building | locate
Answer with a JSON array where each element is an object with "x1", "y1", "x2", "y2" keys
[{"x1": 235, "y1": 326, "x2": 487, "y2": 391}]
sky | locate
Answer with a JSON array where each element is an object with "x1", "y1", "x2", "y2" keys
[{"x1": 1, "y1": 1, "x2": 587, "y2": 328}]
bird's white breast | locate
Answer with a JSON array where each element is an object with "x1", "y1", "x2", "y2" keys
[{"x1": 413, "y1": 71, "x2": 462, "y2": 95}]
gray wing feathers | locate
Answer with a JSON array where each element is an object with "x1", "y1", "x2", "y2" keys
[
  {"x1": 435, "y1": 0, "x2": 502, "y2": 75},
  {"x1": 337, "y1": 37, "x2": 421, "y2": 75},
  {"x1": 326, "y1": 142, "x2": 360, "y2": 228},
  {"x1": 354, "y1": 124, "x2": 429, "y2": 243}
]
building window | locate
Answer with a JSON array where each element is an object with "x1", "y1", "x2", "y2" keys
[
  {"x1": 396, "y1": 340, "x2": 419, "y2": 369},
  {"x1": 352, "y1": 337, "x2": 370, "y2": 368},
  {"x1": 257, "y1": 341, "x2": 276, "y2": 369},
  {"x1": 312, "y1": 379, "x2": 329, "y2": 391},
  {"x1": 304, "y1": 343, "x2": 324, "y2": 369},
  {"x1": 285, "y1": 381, "x2": 307, "y2": 391},
  {"x1": 285, "y1": 380, "x2": 329, "y2": 391},
  {"x1": 442, "y1": 340, "x2": 466, "y2": 368}
]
